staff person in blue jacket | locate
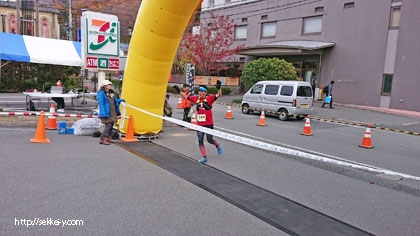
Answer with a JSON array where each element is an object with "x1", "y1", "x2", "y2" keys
[{"x1": 97, "y1": 80, "x2": 125, "y2": 145}]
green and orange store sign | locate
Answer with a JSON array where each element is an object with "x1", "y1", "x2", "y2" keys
[{"x1": 81, "y1": 12, "x2": 120, "y2": 70}]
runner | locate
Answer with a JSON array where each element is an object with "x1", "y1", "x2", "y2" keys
[{"x1": 176, "y1": 81, "x2": 223, "y2": 163}]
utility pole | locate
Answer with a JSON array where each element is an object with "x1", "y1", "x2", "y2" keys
[
  {"x1": 35, "y1": 0, "x2": 39, "y2": 36},
  {"x1": 68, "y1": 0, "x2": 72, "y2": 41},
  {"x1": 16, "y1": 0, "x2": 20, "y2": 34}
]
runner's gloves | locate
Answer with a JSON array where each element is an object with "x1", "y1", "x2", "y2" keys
[{"x1": 215, "y1": 80, "x2": 222, "y2": 90}]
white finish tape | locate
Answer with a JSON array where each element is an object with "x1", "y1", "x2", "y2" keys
[{"x1": 122, "y1": 102, "x2": 420, "y2": 181}]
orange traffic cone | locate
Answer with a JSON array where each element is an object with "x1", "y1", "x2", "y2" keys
[
  {"x1": 257, "y1": 109, "x2": 267, "y2": 126},
  {"x1": 30, "y1": 110, "x2": 50, "y2": 143},
  {"x1": 359, "y1": 124, "x2": 374, "y2": 149},
  {"x1": 189, "y1": 110, "x2": 198, "y2": 131},
  {"x1": 177, "y1": 97, "x2": 183, "y2": 109},
  {"x1": 46, "y1": 103, "x2": 57, "y2": 130},
  {"x1": 301, "y1": 115, "x2": 313, "y2": 136},
  {"x1": 225, "y1": 105, "x2": 233, "y2": 119},
  {"x1": 120, "y1": 115, "x2": 139, "y2": 142}
]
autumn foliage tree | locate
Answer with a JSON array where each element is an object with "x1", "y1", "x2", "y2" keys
[
  {"x1": 43, "y1": 0, "x2": 140, "y2": 41},
  {"x1": 178, "y1": 12, "x2": 244, "y2": 76}
]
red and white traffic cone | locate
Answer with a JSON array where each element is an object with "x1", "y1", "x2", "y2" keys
[
  {"x1": 46, "y1": 103, "x2": 57, "y2": 130},
  {"x1": 189, "y1": 110, "x2": 198, "y2": 131},
  {"x1": 359, "y1": 124, "x2": 374, "y2": 149},
  {"x1": 177, "y1": 97, "x2": 183, "y2": 109},
  {"x1": 225, "y1": 105, "x2": 233, "y2": 119},
  {"x1": 301, "y1": 115, "x2": 312, "y2": 136},
  {"x1": 257, "y1": 109, "x2": 267, "y2": 126}
]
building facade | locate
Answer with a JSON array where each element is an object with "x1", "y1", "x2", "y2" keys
[
  {"x1": 201, "y1": 0, "x2": 420, "y2": 111},
  {"x1": 0, "y1": 0, "x2": 59, "y2": 39}
]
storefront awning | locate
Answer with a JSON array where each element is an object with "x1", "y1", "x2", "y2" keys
[
  {"x1": 0, "y1": 32, "x2": 81, "y2": 67},
  {"x1": 238, "y1": 40, "x2": 335, "y2": 56}
]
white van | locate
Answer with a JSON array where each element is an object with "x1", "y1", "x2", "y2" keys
[{"x1": 241, "y1": 81, "x2": 313, "y2": 120}]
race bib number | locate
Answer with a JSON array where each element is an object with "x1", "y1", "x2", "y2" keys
[{"x1": 197, "y1": 114, "x2": 206, "y2": 122}]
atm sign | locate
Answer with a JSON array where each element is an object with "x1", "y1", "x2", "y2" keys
[{"x1": 86, "y1": 57, "x2": 98, "y2": 68}]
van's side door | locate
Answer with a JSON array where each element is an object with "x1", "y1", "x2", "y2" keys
[
  {"x1": 247, "y1": 84, "x2": 264, "y2": 110},
  {"x1": 277, "y1": 85, "x2": 294, "y2": 110},
  {"x1": 262, "y1": 84, "x2": 280, "y2": 112}
]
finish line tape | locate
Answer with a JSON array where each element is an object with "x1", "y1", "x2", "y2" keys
[
  {"x1": 122, "y1": 102, "x2": 420, "y2": 181},
  {"x1": 0, "y1": 111, "x2": 98, "y2": 118}
]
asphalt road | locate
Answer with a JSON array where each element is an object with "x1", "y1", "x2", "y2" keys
[
  {"x1": 161, "y1": 96, "x2": 420, "y2": 235},
  {"x1": 1, "y1": 93, "x2": 420, "y2": 235},
  {"x1": 0, "y1": 128, "x2": 283, "y2": 236}
]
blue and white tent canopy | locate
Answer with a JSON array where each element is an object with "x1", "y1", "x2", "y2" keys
[{"x1": 0, "y1": 32, "x2": 81, "y2": 67}]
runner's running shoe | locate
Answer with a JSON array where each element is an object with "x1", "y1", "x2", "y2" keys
[
  {"x1": 199, "y1": 158, "x2": 207, "y2": 163},
  {"x1": 217, "y1": 144, "x2": 222, "y2": 155}
]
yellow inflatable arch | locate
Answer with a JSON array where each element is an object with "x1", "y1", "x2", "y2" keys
[{"x1": 121, "y1": 0, "x2": 202, "y2": 134}]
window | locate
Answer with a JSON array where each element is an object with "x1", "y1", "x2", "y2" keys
[
  {"x1": 208, "y1": 0, "x2": 214, "y2": 7},
  {"x1": 261, "y1": 21, "x2": 276, "y2": 38},
  {"x1": 261, "y1": 15, "x2": 268, "y2": 20},
  {"x1": 264, "y1": 85, "x2": 279, "y2": 95},
  {"x1": 297, "y1": 86, "x2": 312, "y2": 97},
  {"x1": 382, "y1": 74, "x2": 393, "y2": 95},
  {"x1": 210, "y1": 30, "x2": 217, "y2": 40},
  {"x1": 242, "y1": 18, "x2": 248, "y2": 23},
  {"x1": 280, "y1": 86, "x2": 293, "y2": 96},
  {"x1": 315, "y1": 7, "x2": 324, "y2": 12},
  {"x1": 192, "y1": 26, "x2": 200, "y2": 35},
  {"x1": 225, "y1": 0, "x2": 231, "y2": 3},
  {"x1": 302, "y1": 16, "x2": 323, "y2": 35},
  {"x1": 390, "y1": 7, "x2": 401, "y2": 28},
  {"x1": 235, "y1": 25, "x2": 247, "y2": 40},
  {"x1": 250, "y1": 85, "x2": 263, "y2": 94},
  {"x1": 344, "y1": 2, "x2": 355, "y2": 8}
]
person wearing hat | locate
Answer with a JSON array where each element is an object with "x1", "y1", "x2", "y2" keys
[
  {"x1": 97, "y1": 80, "x2": 125, "y2": 145},
  {"x1": 177, "y1": 81, "x2": 223, "y2": 163},
  {"x1": 181, "y1": 84, "x2": 192, "y2": 122}
]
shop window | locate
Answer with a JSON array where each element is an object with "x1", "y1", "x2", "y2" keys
[
  {"x1": 235, "y1": 25, "x2": 247, "y2": 40},
  {"x1": 382, "y1": 74, "x2": 393, "y2": 95},
  {"x1": 261, "y1": 21, "x2": 276, "y2": 38},
  {"x1": 208, "y1": 0, "x2": 214, "y2": 7},
  {"x1": 302, "y1": 16, "x2": 322, "y2": 35}
]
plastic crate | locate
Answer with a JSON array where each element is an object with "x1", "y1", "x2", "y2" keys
[
  {"x1": 66, "y1": 127, "x2": 74, "y2": 134},
  {"x1": 58, "y1": 121, "x2": 67, "y2": 129},
  {"x1": 58, "y1": 128, "x2": 66, "y2": 134}
]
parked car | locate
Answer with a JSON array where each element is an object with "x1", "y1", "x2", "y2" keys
[{"x1": 241, "y1": 80, "x2": 313, "y2": 121}]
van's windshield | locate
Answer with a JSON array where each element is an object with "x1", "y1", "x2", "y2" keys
[{"x1": 297, "y1": 86, "x2": 312, "y2": 97}]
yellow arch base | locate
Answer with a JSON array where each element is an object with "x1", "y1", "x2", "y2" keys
[{"x1": 120, "y1": 0, "x2": 202, "y2": 134}]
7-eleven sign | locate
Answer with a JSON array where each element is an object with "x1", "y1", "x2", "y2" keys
[{"x1": 82, "y1": 11, "x2": 120, "y2": 70}]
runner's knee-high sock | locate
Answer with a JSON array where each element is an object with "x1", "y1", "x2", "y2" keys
[{"x1": 199, "y1": 144, "x2": 206, "y2": 157}]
